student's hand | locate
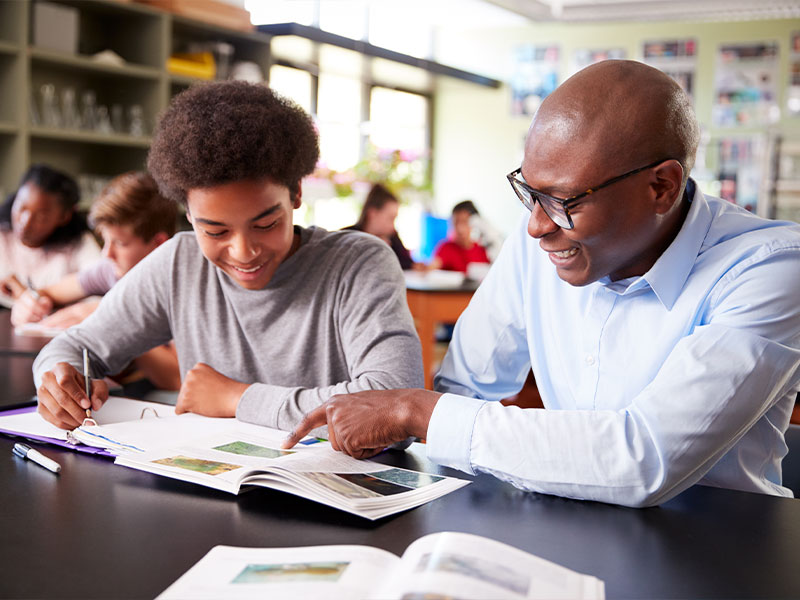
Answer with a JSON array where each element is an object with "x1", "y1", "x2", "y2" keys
[
  {"x1": 282, "y1": 389, "x2": 442, "y2": 459},
  {"x1": 1, "y1": 275, "x2": 25, "y2": 299},
  {"x1": 38, "y1": 298, "x2": 100, "y2": 329},
  {"x1": 175, "y1": 363, "x2": 248, "y2": 418},
  {"x1": 37, "y1": 362, "x2": 109, "y2": 430},
  {"x1": 10, "y1": 290, "x2": 54, "y2": 325}
]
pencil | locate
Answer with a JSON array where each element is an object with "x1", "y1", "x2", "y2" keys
[{"x1": 82, "y1": 348, "x2": 92, "y2": 420}]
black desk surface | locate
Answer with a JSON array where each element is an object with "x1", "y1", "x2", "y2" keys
[
  {"x1": 0, "y1": 308, "x2": 49, "y2": 357},
  {"x1": 1, "y1": 434, "x2": 799, "y2": 599}
]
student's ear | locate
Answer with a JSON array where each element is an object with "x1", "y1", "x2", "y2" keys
[
  {"x1": 185, "y1": 209, "x2": 193, "y2": 226},
  {"x1": 58, "y1": 206, "x2": 74, "y2": 227},
  {"x1": 651, "y1": 160, "x2": 683, "y2": 215},
  {"x1": 152, "y1": 231, "x2": 169, "y2": 247},
  {"x1": 292, "y1": 183, "x2": 303, "y2": 210}
]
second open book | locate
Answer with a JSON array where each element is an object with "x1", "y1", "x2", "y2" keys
[
  {"x1": 158, "y1": 531, "x2": 605, "y2": 600},
  {"x1": 0, "y1": 397, "x2": 467, "y2": 520}
]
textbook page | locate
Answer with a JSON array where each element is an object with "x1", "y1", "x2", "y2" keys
[
  {"x1": 112, "y1": 424, "x2": 468, "y2": 519},
  {"x1": 157, "y1": 544, "x2": 400, "y2": 600},
  {"x1": 382, "y1": 532, "x2": 605, "y2": 600}
]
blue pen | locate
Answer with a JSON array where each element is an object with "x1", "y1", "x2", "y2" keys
[{"x1": 13, "y1": 443, "x2": 61, "y2": 474}]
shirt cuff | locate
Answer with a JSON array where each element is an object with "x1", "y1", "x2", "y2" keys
[{"x1": 426, "y1": 392, "x2": 487, "y2": 475}]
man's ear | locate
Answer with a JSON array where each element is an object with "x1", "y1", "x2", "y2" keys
[
  {"x1": 292, "y1": 182, "x2": 303, "y2": 210},
  {"x1": 651, "y1": 160, "x2": 684, "y2": 215},
  {"x1": 185, "y1": 208, "x2": 193, "y2": 226}
]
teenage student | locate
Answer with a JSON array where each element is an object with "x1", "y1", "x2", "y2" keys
[
  {"x1": 12, "y1": 171, "x2": 177, "y2": 327},
  {"x1": 344, "y1": 183, "x2": 418, "y2": 270},
  {"x1": 32, "y1": 81, "x2": 423, "y2": 431},
  {"x1": 429, "y1": 201, "x2": 491, "y2": 273},
  {"x1": 14, "y1": 172, "x2": 181, "y2": 391},
  {"x1": 0, "y1": 164, "x2": 100, "y2": 300},
  {"x1": 284, "y1": 60, "x2": 800, "y2": 508}
]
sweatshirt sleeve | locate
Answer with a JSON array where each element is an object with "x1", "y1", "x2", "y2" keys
[{"x1": 236, "y1": 241, "x2": 423, "y2": 431}]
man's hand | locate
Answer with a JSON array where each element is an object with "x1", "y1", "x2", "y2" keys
[
  {"x1": 175, "y1": 363, "x2": 247, "y2": 417},
  {"x1": 38, "y1": 298, "x2": 100, "y2": 329},
  {"x1": 11, "y1": 290, "x2": 54, "y2": 325},
  {"x1": 37, "y1": 362, "x2": 109, "y2": 429},
  {"x1": 282, "y1": 389, "x2": 441, "y2": 459}
]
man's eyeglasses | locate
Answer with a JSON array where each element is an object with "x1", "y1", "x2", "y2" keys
[{"x1": 506, "y1": 159, "x2": 670, "y2": 230}]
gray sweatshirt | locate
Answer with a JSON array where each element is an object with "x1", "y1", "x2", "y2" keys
[{"x1": 33, "y1": 227, "x2": 423, "y2": 431}]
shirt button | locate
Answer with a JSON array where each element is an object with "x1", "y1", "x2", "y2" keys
[{"x1": 585, "y1": 355, "x2": 595, "y2": 365}]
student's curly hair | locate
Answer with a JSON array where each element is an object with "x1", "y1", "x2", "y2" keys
[{"x1": 147, "y1": 81, "x2": 319, "y2": 204}]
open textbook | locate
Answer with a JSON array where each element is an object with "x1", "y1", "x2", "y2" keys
[
  {"x1": 158, "y1": 532, "x2": 605, "y2": 600},
  {"x1": 0, "y1": 397, "x2": 468, "y2": 520}
]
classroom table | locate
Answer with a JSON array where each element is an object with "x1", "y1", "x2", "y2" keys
[
  {"x1": 405, "y1": 279, "x2": 478, "y2": 389},
  {"x1": 0, "y1": 308, "x2": 50, "y2": 357},
  {"x1": 1, "y1": 429, "x2": 799, "y2": 600}
]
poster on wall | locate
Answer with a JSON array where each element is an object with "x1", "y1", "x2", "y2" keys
[
  {"x1": 712, "y1": 42, "x2": 779, "y2": 127},
  {"x1": 510, "y1": 45, "x2": 560, "y2": 116},
  {"x1": 642, "y1": 39, "x2": 697, "y2": 101},
  {"x1": 570, "y1": 48, "x2": 626, "y2": 77},
  {"x1": 787, "y1": 32, "x2": 800, "y2": 116}
]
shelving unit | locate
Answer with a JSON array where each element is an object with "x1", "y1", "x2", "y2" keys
[
  {"x1": 0, "y1": 0, "x2": 271, "y2": 203},
  {"x1": 766, "y1": 137, "x2": 800, "y2": 222}
]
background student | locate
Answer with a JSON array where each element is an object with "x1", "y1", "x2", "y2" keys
[
  {"x1": 0, "y1": 164, "x2": 100, "y2": 300},
  {"x1": 429, "y1": 200, "x2": 491, "y2": 273},
  {"x1": 344, "y1": 183, "x2": 419, "y2": 270},
  {"x1": 32, "y1": 81, "x2": 423, "y2": 432},
  {"x1": 14, "y1": 171, "x2": 181, "y2": 391},
  {"x1": 12, "y1": 171, "x2": 177, "y2": 327}
]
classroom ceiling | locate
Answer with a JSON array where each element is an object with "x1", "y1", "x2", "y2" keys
[{"x1": 483, "y1": 0, "x2": 800, "y2": 22}]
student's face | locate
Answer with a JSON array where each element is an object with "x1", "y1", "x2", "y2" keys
[
  {"x1": 100, "y1": 224, "x2": 165, "y2": 278},
  {"x1": 367, "y1": 202, "x2": 398, "y2": 237},
  {"x1": 186, "y1": 179, "x2": 300, "y2": 290},
  {"x1": 521, "y1": 148, "x2": 662, "y2": 287},
  {"x1": 452, "y1": 210, "x2": 473, "y2": 246},
  {"x1": 11, "y1": 183, "x2": 72, "y2": 248}
]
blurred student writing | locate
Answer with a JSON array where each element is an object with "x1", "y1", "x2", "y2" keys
[
  {"x1": 0, "y1": 164, "x2": 100, "y2": 300},
  {"x1": 13, "y1": 172, "x2": 181, "y2": 390}
]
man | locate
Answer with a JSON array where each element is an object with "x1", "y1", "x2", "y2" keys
[{"x1": 284, "y1": 60, "x2": 800, "y2": 507}]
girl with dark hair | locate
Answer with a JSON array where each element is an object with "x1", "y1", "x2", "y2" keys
[
  {"x1": 0, "y1": 164, "x2": 100, "y2": 300},
  {"x1": 344, "y1": 183, "x2": 416, "y2": 270}
]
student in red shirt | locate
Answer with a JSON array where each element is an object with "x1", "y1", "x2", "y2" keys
[{"x1": 430, "y1": 200, "x2": 490, "y2": 273}]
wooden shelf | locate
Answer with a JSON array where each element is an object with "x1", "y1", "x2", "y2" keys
[
  {"x1": 0, "y1": 0, "x2": 271, "y2": 195},
  {"x1": 776, "y1": 180, "x2": 800, "y2": 194},
  {"x1": 0, "y1": 40, "x2": 19, "y2": 56},
  {"x1": 30, "y1": 126, "x2": 152, "y2": 148},
  {"x1": 169, "y1": 73, "x2": 210, "y2": 87},
  {"x1": 30, "y1": 47, "x2": 161, "y2": 80}
]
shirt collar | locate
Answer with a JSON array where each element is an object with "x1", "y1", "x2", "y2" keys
[{"x1": 598, "y1": 179, "x2": 713, "y2": 309}]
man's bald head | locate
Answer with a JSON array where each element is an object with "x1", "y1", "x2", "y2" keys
[{"x1": 528, "y1": 60, "x2": 699, "y2": 188}]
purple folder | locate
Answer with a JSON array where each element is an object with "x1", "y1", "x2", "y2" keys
[{"x1": 0, "y1": 404, "x2": 115, "y2": 458}]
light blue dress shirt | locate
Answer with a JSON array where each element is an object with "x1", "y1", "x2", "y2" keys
[{"x1": 430, "y1": 182, "x2": 800, "y2": 507}]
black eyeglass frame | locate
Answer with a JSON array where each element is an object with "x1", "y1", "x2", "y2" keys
[{"x1": 506, "y1": 158, "x2": 672, "y2": 230}]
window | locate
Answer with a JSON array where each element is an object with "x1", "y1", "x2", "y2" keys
[{"x1": 268, "y1": 65, "x2": 313, "y2": 114}]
